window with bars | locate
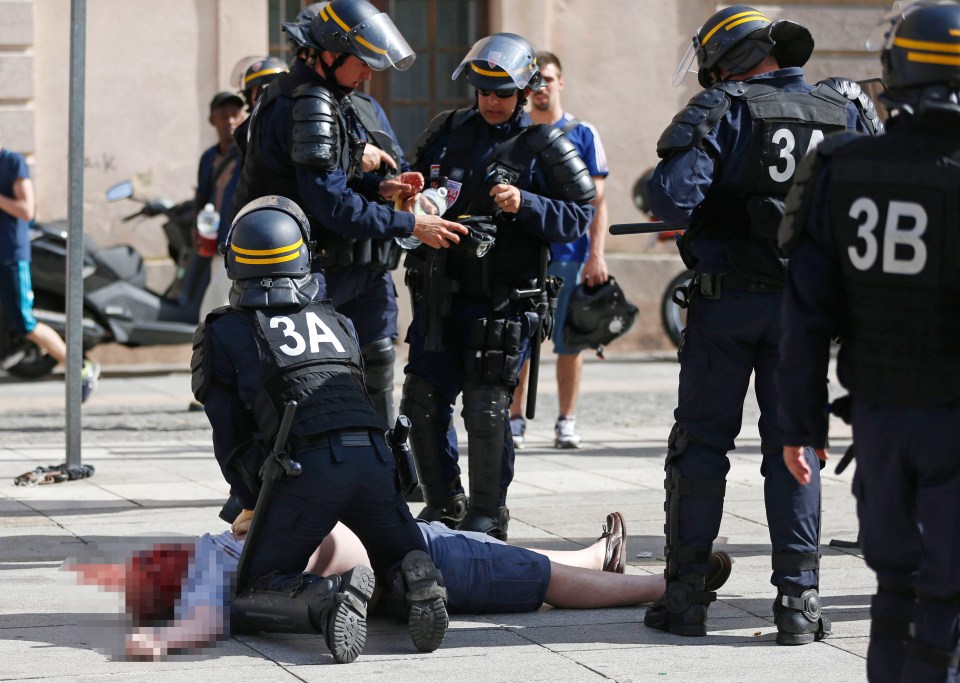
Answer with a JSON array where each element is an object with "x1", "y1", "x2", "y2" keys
[{"x1": 267, "y1": 0, "x2": 489, "y2": 157}]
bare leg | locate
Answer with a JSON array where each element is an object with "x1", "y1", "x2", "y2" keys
[
  {"x1": 528, "y1": 537, "x2": 607, "y2": 571},
  {"x1": 555, "y1": 353, "x2": 582, "y2": 418},
  {"x1": 544, "y1": 562, "x2": 665, "y2": 608},
  {"x1": 511, "y1": 360, "x2": 530, "y2": 418},
  {"x1": 25, "y1": 322, "x2": 66, "y2": 365},
  {"x1": 305, "y1": 522, "x2": 372, "y2": 576}
]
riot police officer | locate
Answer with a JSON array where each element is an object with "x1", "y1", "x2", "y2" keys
[
  {"x1": 225, "y1": 0, "x2": 467, "y2": 424},
  {"x1": 192, "y1": 196, "x2": 449, "y2": 657},
  {"x1": 400, "y1": 33, "x2": 596, "y2": 540},
  {"x1": 778, "y1": 1, "x2": 960, "y2": 677},
  {"x1": 644, "y1": 5, "x2": 883, "y2": 643}
]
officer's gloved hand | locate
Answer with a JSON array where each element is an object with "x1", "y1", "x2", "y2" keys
[{"x1": 232, "y1": 509, "x2": 254, "y2": 536}]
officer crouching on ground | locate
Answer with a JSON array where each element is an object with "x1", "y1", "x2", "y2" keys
[
  {"x1": 191, "y1": 196, "x2": 448, "y2": 660},
  {"x1": 643, "y1": 5, "x2": 883, "y2": 644},
  {"x1": 778, "y1": 1, "x2": 960, "y2": 679},
  {"x1": 400, "y1": 33, "x2": 596, "y2": 540}
]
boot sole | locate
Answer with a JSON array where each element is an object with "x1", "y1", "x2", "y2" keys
[
  {"x1": 402, "y1": 550, "x2": 449, "y2": 652},
  {"x1": 776, "y1": 632, "x2": 815, "y2": 646},
  {"x1": 644, "y1": 608, "x2": 707, "y2": 637},
  {"x1": 325, "y1": 566, "x2": 376, "y2": 664}
]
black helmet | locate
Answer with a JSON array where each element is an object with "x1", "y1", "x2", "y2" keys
[
  {"x1": 563, "y1": 277, "x2": 639, "y2": 355},
  {"x1": 878, "y1": 0, "x2": 960, "y2": 115},
  {"x1": 282, "y1": 0, "x2": 415, "y2": 71},
  {"x1": 232, "y1": 56, "x2": 287, "y2": 108},
  {"x1": 224, "y1": 196, "x2": 319, "y2": 309},
  {"x1": 452, "y1": 33, "x2": 544, "y2": 92},
  {"x1": 674, "y1": 5, "x2": 814, "y2": 87}
]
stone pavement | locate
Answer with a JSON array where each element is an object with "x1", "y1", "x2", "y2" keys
[{"x1": 0, "y1": 354, "x2": 869, "y2": 682}]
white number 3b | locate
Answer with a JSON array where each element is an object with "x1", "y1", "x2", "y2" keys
[{"x1": 847, "y1": 198, "x2": 928, "y2": 275}]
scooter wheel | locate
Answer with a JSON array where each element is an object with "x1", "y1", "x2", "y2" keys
[{"x1": 5, "y1": 341, "x2": 57, "y2": 379}]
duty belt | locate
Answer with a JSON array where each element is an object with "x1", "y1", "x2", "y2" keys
[
  {"x1": 694, "y1": 273, "x2": 783, "y2": 299},
  {"x1": 289, "y1": 429, "x2": 374, "y2": 453}
]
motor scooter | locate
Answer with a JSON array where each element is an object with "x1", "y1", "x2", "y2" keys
[{"x1": 0, "y1": 179, "x2": 210, "y2": 379}]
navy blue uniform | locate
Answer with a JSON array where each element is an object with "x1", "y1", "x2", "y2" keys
[
  {"x1": 402, "y1": 107, "x2": 594, "y2": 535},
  {"x1": 200, "y1": 304, "x2": 426, "y2": 581},
  {"x1": 647, "y1": 67, "x2": 873, "y2": 593},
  {"x1": 778, "y1": 114, "x2": 960, "y2": 680}
]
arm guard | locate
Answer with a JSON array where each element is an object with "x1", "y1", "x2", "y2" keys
[
  {"x1": 816, "y1": 78, "x2": 885, "y2": 137},
  {"x1": 525, "y1": 124, "x2": 596, "y2": 204},
  {"x1": 778, "y1": 130, "x2": 861, "y2": 256},
  {"x1": 190, "y1": 319, "x2": 212, "y2": 404},
  {"x1": 655, "y1": 85, "x2": 733, "y2": 157},
  {"x1": 290, "y1": 84, "x2": 342, "y2": 171}
]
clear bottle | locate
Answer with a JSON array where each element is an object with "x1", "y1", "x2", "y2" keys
[
  {"x1": 195, "y1": 203, "x2": 220, "y2": 257},
  {"x1": 395, "y1": 186, "x2": 448, "y2": 250}
]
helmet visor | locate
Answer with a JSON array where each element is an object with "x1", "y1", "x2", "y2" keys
[
  {"x1": 231, "y1": 55, "x2": 265, "y2": 92},
  {"x1": 452, "y1": 36, "x2": 540, "y2": 89},
  {"x1": 340, "y1": 11, "x2": 415, "y2": 71},
  {"x1": 866, "y1": 0, "x2": 925, "y2": 50},
  {"x1": 672, "y1": 36, "x2": 701, "y2": 86}
]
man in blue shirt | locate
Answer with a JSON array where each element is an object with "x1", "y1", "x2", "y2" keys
[
  {"x1": 510, "y1": 50, "x2": 610, "y2": 450},
  {"x1": 0, "y1": 133, "x2": 98, "y2": 400},
  {"x1": 643, "y1": 5, "x2": 881, "y2": 644}
]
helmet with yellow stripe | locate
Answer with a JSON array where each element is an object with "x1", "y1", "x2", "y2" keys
[
  {"x1": 881, "y1": 1, "x2": 960, "y2": 96},
  {"x1": 231, "y1": 56, "x2": 288, "y2": 109},
  {"x1": 287, "y1": 0, "x2": 414, "y2": 72},
  {"x1": 226, "y1": 196, "x2": 311, "y2": 281},
  {"x1": 676, "y1": 5, "x2": 814, "y2": 87},
  {"x1": 452, "y1": 33, "x2": 544, "y2": 92}
]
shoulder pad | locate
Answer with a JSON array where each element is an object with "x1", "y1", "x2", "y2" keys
[
  {"x1": 656, "y1": 85, "x2": 732, "y2": 157},
  {"x1": 524, "y1": 124, "x2": 596, "y2": 203},
  {"x1": 816, "y1": 78, "x2": 885, "y2": 136},
  {"x1": 778, "y1": 130, "x2": 862, "y2": 255},
  {"x1": 412, "y1": 108, "x2": 474, "y2": 166},
  {"x1": 290, "y1": 84, "x2": 341, "y2": 171},
  {"x1": 190, "y1": 309, "x2": 227, "y2": 404}
]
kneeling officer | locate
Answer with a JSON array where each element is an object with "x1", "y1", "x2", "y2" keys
[{"x1": 191, "y1": 196, "x2": 448, "y2": 662}]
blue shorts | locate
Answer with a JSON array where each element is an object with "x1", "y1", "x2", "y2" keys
[
  {"x1": 0, "y1": 261, "x2": 37, "y2": 336},
  {"x1": 548, "y1": 259, "x2": 584, "y2": 355},
  {"x1": 418, "y1": 521, "x2": 551, "y2": 613}
]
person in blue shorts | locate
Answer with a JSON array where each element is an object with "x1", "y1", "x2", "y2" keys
[{"x1": 0, "y1": 131, "x2": 98, "y2": 400}]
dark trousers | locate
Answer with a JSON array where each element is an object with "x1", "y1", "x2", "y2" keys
[
  {"x1": 673, "y1": 289, "x2": 820, "y2": 587},
  {"x1": 326, "y1": 265, "x2": 399, "y2": 345},
  {"x1": 246, "y1": 430, "x2": 427, "y2": 580},
  {"x1": 852, "y1": 398, "x2": 960, "y2": 683}
]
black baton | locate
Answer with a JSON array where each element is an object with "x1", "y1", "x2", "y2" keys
[
  {"x1": 609, "y1": 221, "x2": 679, "y2": 235},
  {"x1": 525, "y1": 245, "x2": 549, "y2": 420}
]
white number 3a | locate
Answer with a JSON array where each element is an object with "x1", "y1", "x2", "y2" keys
[
  {"x1": 847, "y1": 198, "x2": 928, "y2": 275},
  {"x1": 271, "y1": 313, "x2": 347, "y2": 356}
]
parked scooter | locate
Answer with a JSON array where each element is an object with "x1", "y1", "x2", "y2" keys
[{"x1": 0, "y1": 180, "x2": 210, "y2": 379}]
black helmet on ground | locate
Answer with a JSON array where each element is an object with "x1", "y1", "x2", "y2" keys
[
  {"x1": 224, "y1": 196, "x2": 318, "y2": 309},
  {"x1": 563, "y1": 277, "x2": 639, "y2": 356},
  {"x1": 875, "y1": 0, "x2": 960, "y2": 117},
  {"x1": 673, "y1": 5, "x2": 814, "y2": 87}
]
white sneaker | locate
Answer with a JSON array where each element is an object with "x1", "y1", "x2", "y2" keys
[
  {"x1": 510, "y1": 416, "x2": 526, "y2": 449},
  {"x1": 80, "y1": 360, "x2": 100, "y2": 404},
  {"x1": 554, "y1": 416, "x2": 581, "y2": 449}
]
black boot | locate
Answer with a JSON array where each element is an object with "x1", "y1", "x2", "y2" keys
[
  {"x1": 381, "y1": 550, "x2": 449, "y2": 652},
  {"x1": 230, "y1": 566, "x2": 375, "y2": 663},
  {"x1": 417, "y1": 491, "x2": 468, "y2": 528},
  {"x1": 457, "y1": 505, "x2": 510, "y2": 541},
  {"x1": 644, "y1": 572, "x2": 714, "y2": 637},
  {"x1": 773, "y1": 585, "x2": 831, "y2": 645}
]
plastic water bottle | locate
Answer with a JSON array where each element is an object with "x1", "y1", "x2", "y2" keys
[
  {"x1": 395, "y1": 186, "x2": 448, "y2": 250},
  {"x1": 196, "y1": 203, "x2": 220, "y2": 257}
]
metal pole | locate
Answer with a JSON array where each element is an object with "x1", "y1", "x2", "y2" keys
[{"x1": 66, "y1": 0, "x2": 87, "y2": 467}]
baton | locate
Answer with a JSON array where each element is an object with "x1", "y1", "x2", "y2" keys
[
  {"x1": 525, "y1": 246, "x2": 549, "y2": 420},
  {"x1": 609, "y1": 221, "x2": 680, "y2": 235},
  {"x1": 232, "y1": 401, "x2": 299, "y2": 597}
]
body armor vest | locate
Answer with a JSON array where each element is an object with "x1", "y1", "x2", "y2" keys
[
  {"x1": 696, "y1": 82, "x2": 851, "y2": 283},
  {"x1": 829, "y1": 127, "x2": 960, "y2": 407},
  {"x1": 348, "y1": 93, "x2": 404, "y2": 170},
  {"x1": 241, "y1": 300, "x2": 385, "y2": 444}
]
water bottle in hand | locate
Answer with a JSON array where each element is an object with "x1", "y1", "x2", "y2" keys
[
  {"x1": 195, "y1": 203, "x2": 220, "y2": 257},
  {"x1": 396, "y1": 186, "x2": 448, "y2": 250}
]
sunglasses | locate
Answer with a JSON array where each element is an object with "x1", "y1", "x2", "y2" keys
[{"x1": 477, "y1": 87, "x2": 518, "y2": 99}]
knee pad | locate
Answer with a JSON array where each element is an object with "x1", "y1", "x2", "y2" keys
[
  {"x1": 361, "y1": 338, "x2": 395, "y2": 392},
  {"x1": 461, "y1": 385, "x2": 511, "y2": 436},
  {"x1": 401, "y1": 374, "x2": 456, "y2": 502}
]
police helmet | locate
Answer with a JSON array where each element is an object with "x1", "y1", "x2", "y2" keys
[
  {"x1": 674, "y1": 5, "x2": 814, "y2": 87},
  {"x1": 232, "y1": 56, "x2": 287, "y2": 108},
  {"x1": 452, "y1": 33, "x2": 544, "y2": 92},
  {"x1": 563, "y1": 277, "x2": 639, "y2": 355},
  {"x1": 878, "y1": 0, "x2": 960, "y2": 113},
  {"x1": 283, "y1": 0, "x2": 415, "y2": 71}
]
